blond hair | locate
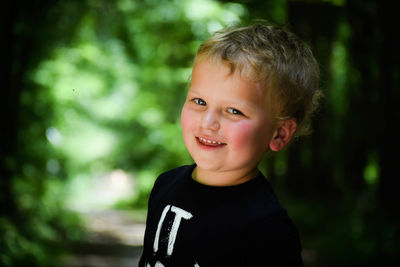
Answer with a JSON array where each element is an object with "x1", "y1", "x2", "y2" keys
[{"x1": 196, "y1": 22, "x2": 321, "y2": 137}]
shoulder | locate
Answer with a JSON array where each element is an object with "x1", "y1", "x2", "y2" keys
[
  {"x1": 246, "y1": 210, "x2": 301, "y2": 242},
  {"x1": 148, "y1": 164, "x2": 194, "y2": 204},
  {"x1": 240, "y1": 209, "x2": 303, "y2": 266},
  {"x1": 238, "y1": 174, "x2": 303, "y2": 265},
  {"x1": 237, "y1": 173, "x2": 284, "y2": 219},
  {"x1": 248, "y1": 176, "x2": 301, "y2": 249}
]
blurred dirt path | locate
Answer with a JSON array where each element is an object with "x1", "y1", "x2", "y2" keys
[{"x1": 62, "y1": 209, "x2": 145, "y2": 267}]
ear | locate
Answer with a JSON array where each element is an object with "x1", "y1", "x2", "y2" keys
[{"x1": 269, "y1": 118, "x2": 297, "y2": 152}]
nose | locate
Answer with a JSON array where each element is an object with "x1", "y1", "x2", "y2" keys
[{"x1": 200, "y1": 109, "x2": 220, "y2": 131}]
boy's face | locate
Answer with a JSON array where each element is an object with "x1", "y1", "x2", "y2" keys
[{"x1": 181, "y1": 58, "x2": 277, "y2": 185}]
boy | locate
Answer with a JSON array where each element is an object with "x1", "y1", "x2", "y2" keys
[{"x1": 139, "y1": 22, "x2": 320, "y2": 267}]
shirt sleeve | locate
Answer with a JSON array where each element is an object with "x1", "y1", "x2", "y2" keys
[{"x1": 241, "y1": 211, "x2": 303, "y2": 267}]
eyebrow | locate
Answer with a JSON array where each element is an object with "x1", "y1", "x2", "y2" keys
[{"x1": 233, "y1": 100, "x2": 258, "y2": 113}]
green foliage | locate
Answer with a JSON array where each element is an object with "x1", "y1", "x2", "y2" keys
[{"x1": 0, "y1": 178, "x2": 85, "y2": 267}]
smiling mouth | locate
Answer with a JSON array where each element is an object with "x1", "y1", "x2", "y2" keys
[{"x1": 196, "y1": 137, "x2": 226, "y2": 147}]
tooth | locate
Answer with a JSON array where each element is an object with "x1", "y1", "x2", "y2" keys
[{"x1": 199, "y1": 137, "x2": 223, "y2": 145}]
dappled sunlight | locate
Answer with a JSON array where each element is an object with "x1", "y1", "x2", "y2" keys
[
  {"x1": 66, "y1": 169, "x2": 136, "y2": 211},
  {"x1": 81, "y1": 210, "x2": 145, "y2": 246}
]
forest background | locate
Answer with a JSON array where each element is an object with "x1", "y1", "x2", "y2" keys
[{"x1": 1, "y1": 0, "x2": 399, "y2": 266}]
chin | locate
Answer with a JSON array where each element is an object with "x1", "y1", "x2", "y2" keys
[{"x1": 193, "y1": 157, "x2": 223, "y2": 171}]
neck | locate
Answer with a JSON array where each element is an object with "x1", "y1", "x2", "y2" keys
[{"x1": 192, "y1": 166, "x2": 259, "y2": 187}]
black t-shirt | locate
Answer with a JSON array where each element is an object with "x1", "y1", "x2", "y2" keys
[{"x1": 139, "y1": 165, "x2": 303, "y2": 267}]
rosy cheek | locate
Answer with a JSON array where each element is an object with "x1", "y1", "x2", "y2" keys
[
  {"x1": 225, "y1": 120, "x2": 254, "y2": 147},
  {"x1": 180, "y1": 108, "x2": 189, "y2": 130},
  {"x1": 181, "y1": 106, "x2": 196, "y2": 133}
]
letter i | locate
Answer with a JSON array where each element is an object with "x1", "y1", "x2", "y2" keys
[{"x1": 153, "y1": 205, "x2": 170, "y2": 252}]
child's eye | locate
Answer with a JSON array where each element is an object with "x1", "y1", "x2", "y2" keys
[
  {"x1": 193, "y1": 98, "x2": 206, "y2": 106},
  {"x1": 227, "y1": 107, "x2": 243, "y2": 115}
]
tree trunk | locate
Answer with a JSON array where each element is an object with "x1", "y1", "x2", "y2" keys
[{"x1": 0, "y1": 0, "x2": 20, "y2": 220}]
